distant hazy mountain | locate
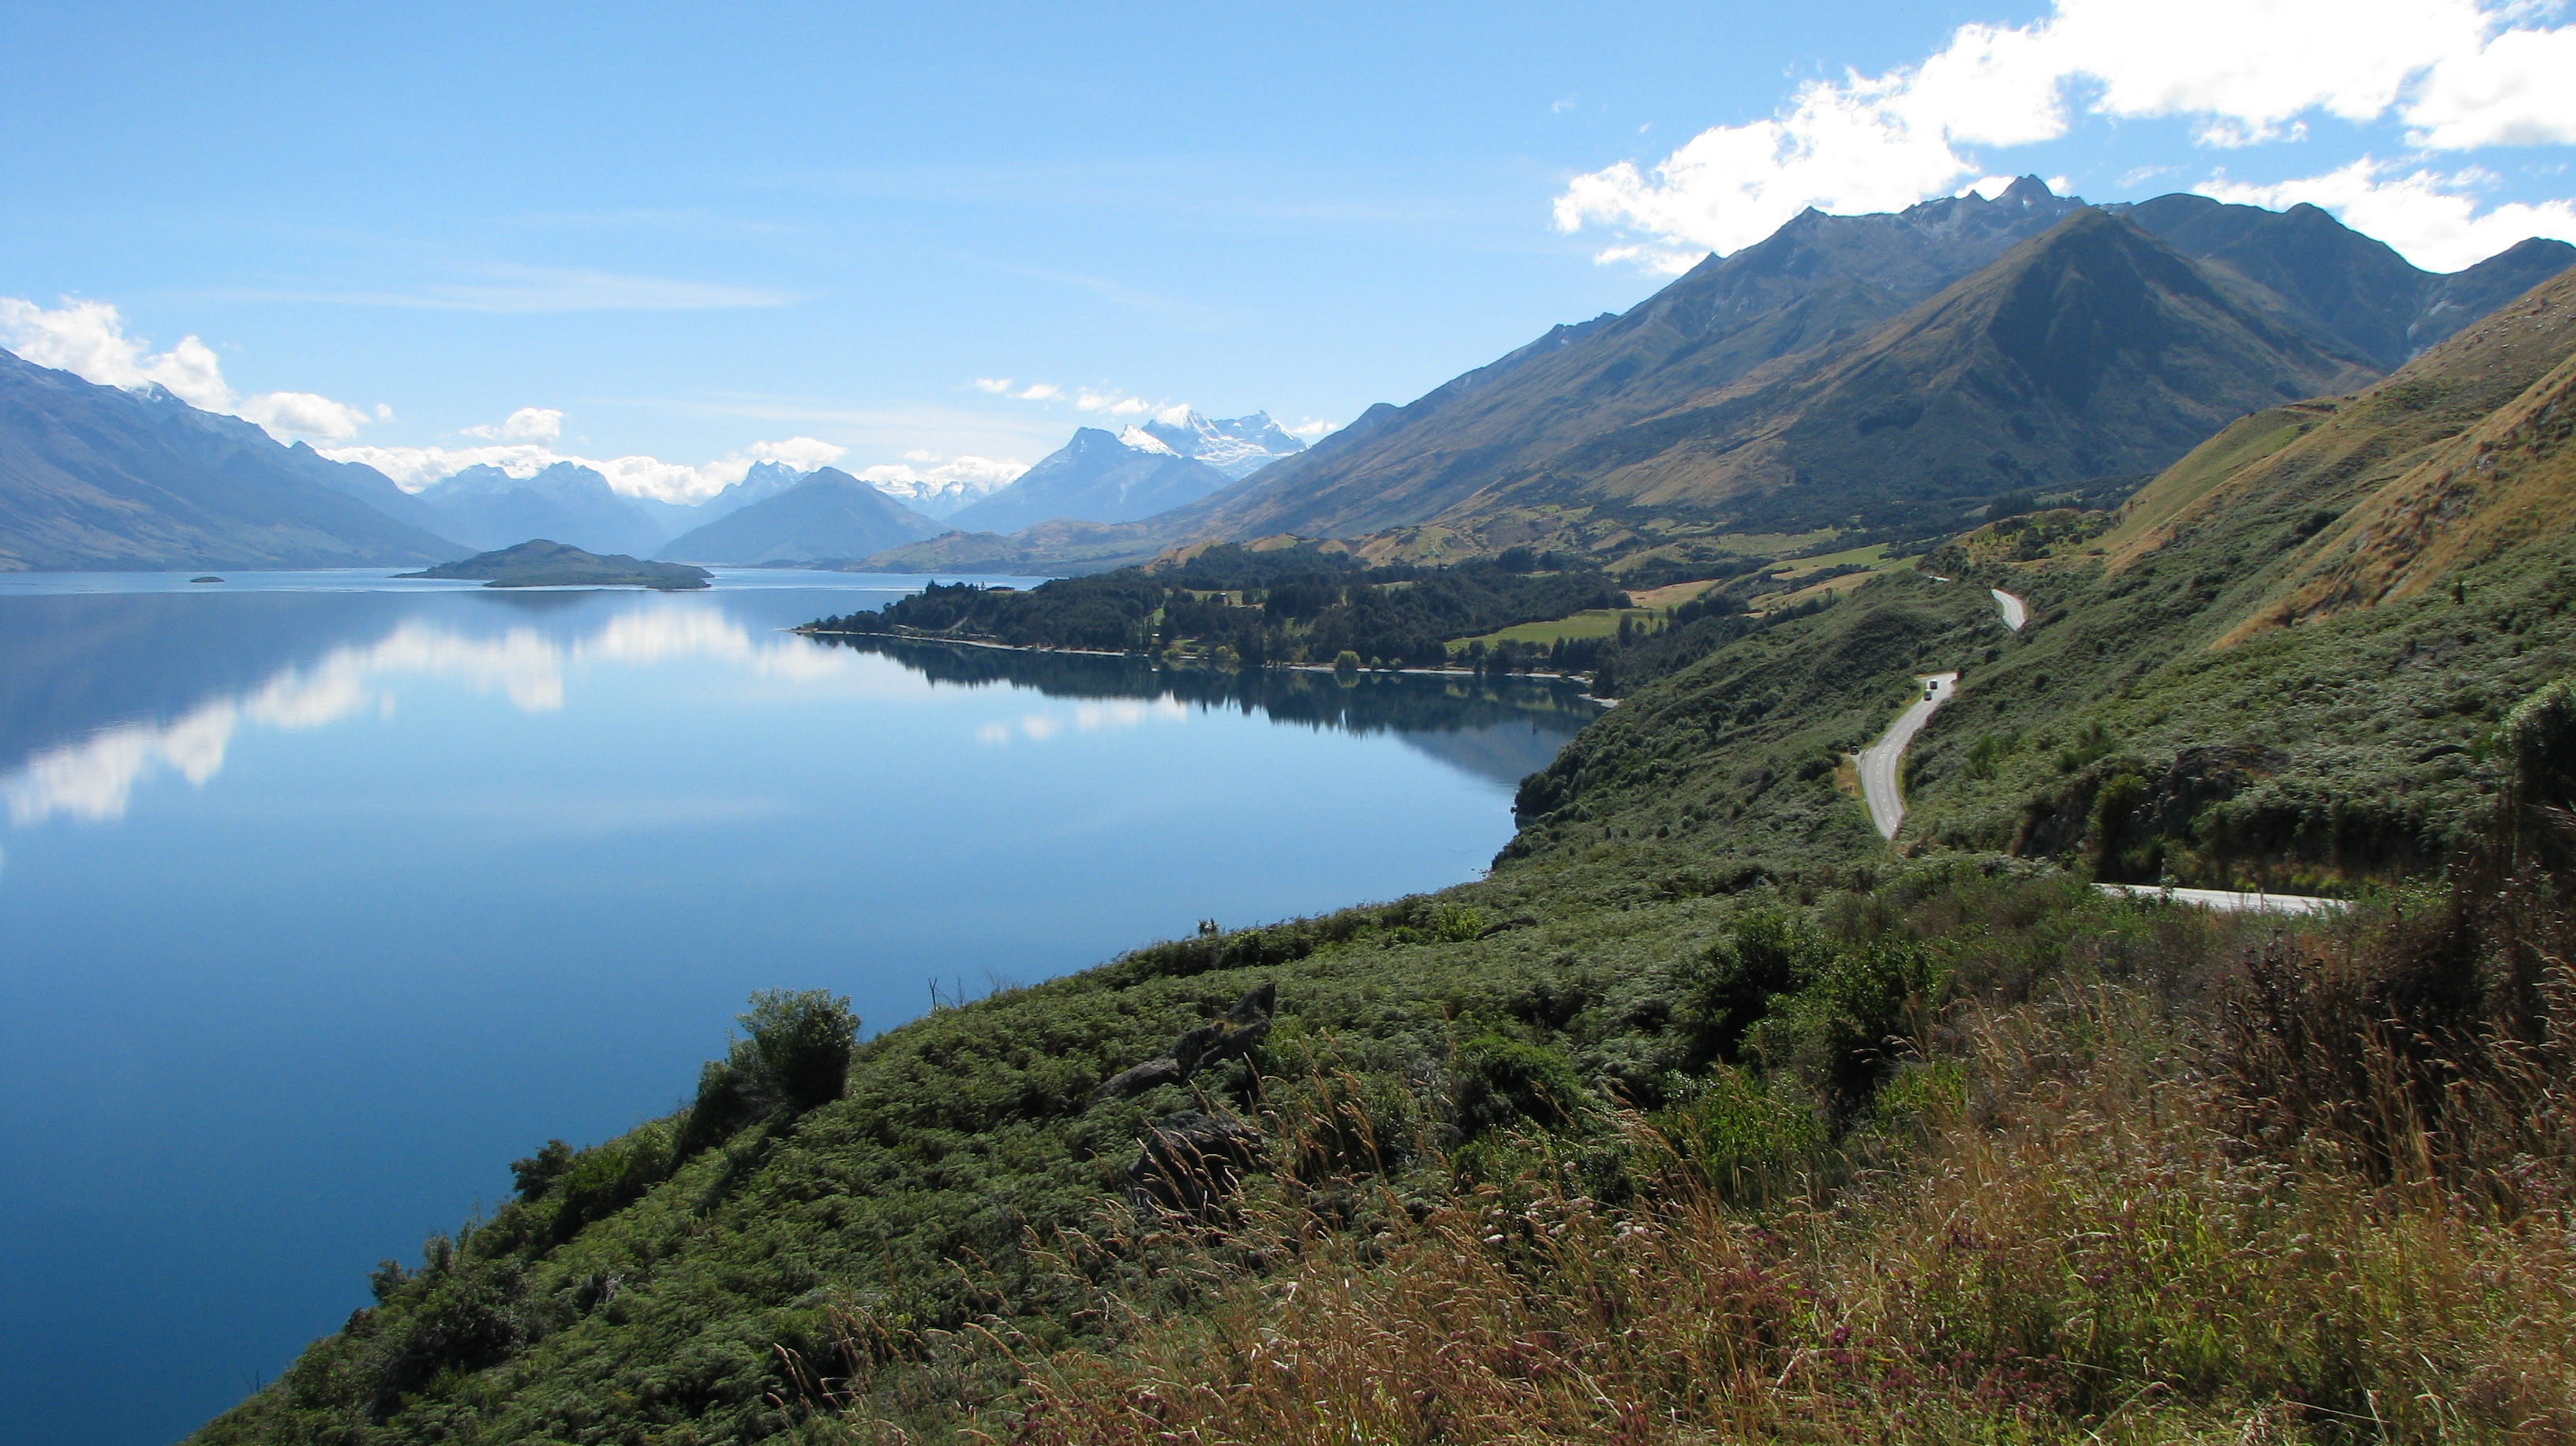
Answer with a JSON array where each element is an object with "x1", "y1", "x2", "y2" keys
[
  {"x1": 945, "y1": 427, "x2": 1237, "y2": 534},
  {"x1": 0, "y1": 350, "x2": 465, "y2": 571},
  {"x1": 1136, "y1": 410, "x2": 1306, "y2": 479},
  {"x1": 415, "y1": 461, "x2": 671, "y2": 556},
  {"x1": 657, "y1": 468, "x2": 943, "y2": 564},
  {"x1": 694, "y1": 460, "x2": 810, "y2": 523}
]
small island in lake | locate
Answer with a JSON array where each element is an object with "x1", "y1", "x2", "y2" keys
[{"x1": 399, "y1": 539, "x2": 713, "y2": 590}]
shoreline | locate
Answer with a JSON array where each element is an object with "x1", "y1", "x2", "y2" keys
[{"x1": 792, "y1": 624, "x2": 1612, "y2": 695}]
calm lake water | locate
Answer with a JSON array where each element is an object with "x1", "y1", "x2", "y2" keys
[{"x1": 0, "y1": 570, "x2": 1597, "y2": 1446}]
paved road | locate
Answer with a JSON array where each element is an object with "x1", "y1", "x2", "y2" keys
[
  {"x1": 1855, "y1": 671, "x2": 1959, "y2": 839},
  {"x1": 2093, "y1": 883, "x2": 2349, "y2": 915},
  {"x1": 1991, "y1": 588, "x2": 2028, "y2": 630}
]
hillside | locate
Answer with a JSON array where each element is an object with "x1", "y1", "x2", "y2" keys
[
  {"x1": 190, "y1": 258, "x2": 2576, "y2": 1444},
  {"x1": 0, "y1": 351, "x2": 466, "y2": 571},
  {"x1": 658, "y1": 468, "x2": 943, "y2": 564}
]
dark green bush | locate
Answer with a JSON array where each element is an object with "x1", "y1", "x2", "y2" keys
[
  {"x1": 507, "y1": 1139, "x2": 572, "y2": 1203},
  {"x1": 680, "y1": 989, "x2": 861, "y2": 1154},
  {"x1": 1750, "y1": 938, "x2": 1946, "y2": 1118},
  {"x1": 1452, "y1": 1035, "x2": 1588, "y2": 1141},
  {"x1": 1677, "y1": 912, "x2": 1829, "y2": 1067}
]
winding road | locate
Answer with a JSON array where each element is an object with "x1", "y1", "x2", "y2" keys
[
  {"x1": 1991, "y1": 587, "x2": 2028, "y2": 630},
  {"x1": 2093, "y1": 883, "x2": 2347, "y2": 915},
  {"x1": 1855, "y1": 672, "x2": 1959, "y2": 839}
]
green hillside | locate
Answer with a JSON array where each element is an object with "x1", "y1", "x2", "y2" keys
[{"x1": 193, "y1": 271, "x2": 2576, "y2": 1446}]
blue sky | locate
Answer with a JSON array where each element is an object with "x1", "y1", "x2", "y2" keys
[{"x1": 5, "y1": 0, "x2": 2574, "y2": 501}]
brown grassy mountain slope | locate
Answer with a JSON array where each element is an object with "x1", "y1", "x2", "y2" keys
[
  {"x1": 1398, "y1": 209, "x2": 2377, "y2": 542},
  {"x1": 1178, "y1": 178, "x2": 2091, "y2": 543},
  {"x1": 2082, "y1": 265, "x2": 2576, "y2": 642}
]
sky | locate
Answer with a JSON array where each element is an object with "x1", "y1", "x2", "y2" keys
[{"x1": 4, "y1": 0, "x2": 2574, "y2": 503}]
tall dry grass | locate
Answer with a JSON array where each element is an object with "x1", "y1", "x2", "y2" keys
[{"x1": 954, "y1": 883, "x2": 2576, "y2": 1446}]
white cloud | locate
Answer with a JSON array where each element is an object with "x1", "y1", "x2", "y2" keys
[
  {"x1": 2205, "y1": 156, "x2": 2576, "y2": 269},
  {"x1": 2404, "y1": 24, "x2": 2576, "y2": 147},
  {"x1": 902, "y1": 448, "x2": 942, "y2": 461},
  {"x1": 234, "y1": 390, "x2": 373, "y2": 440},
  {"x1": 984, "y1": 376, "x2": 1174, "y2": 420},
  {"x1": 463, "y1": 406, "x2": 564, "y2": 442},
  {"x1": 0, "y1": 295, "x2": 379, "y2": 442},
  {"x1": 1555, "y1": 0, "x2": 2576, "y2": 268},
  {"x1": 323, "y1": 422, "x2": 852, "y2": 502},
  {"x1": 1073, "y1": 388, "x2": 1151, "y2": 415},
  {"x1": 742, "y1": 435, "x2": 847, "y2": 471},
  {"x1": 1284, "y1": 418, "x2": 1341, "y2": 440}
]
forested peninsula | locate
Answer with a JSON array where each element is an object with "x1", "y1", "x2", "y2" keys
[{"x1": 800, "y1": 542, "x2": 1829, "y2": 695}]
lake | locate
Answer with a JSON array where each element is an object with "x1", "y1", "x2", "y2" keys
[{"x1": 0, "y1": 570, "x2": 1597, "y2": 1446}]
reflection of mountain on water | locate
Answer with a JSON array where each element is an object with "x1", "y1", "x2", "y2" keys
[
  {"x1": 0, "y1": 591, "x2": 429, "y2": 781},
  {"x1": 0, "y1": 589, "x2": 845, "y2": 824},
  {"x1": 816, "y1": 637, "x2": 1601, "y2": 789}
]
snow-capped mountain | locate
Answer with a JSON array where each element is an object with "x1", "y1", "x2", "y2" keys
[
  {"x1": 942, "y1": 426, "x2": 1236, "y2": 534},
  {"x1": 1136, "y1": 409, "x2": 1305, "y2": 479},
  {"x1": 863, "y1": 470, "x2": 1013, "y2": 519}
]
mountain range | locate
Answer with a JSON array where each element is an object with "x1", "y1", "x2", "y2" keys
[
  {"x1": 859, "y1": 179, "x2": 2573, "y2": 574},
  {"x1": 5, "y1": 184, "x2": 2568, "y2": 579},
  {"x1": 0, "y1": 351, "x2": 459, "y2": 571}
]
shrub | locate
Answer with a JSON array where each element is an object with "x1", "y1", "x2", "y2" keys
[
  {"x1": 1676, "y1": 912, "x2": 1829, "y2": 1067},
  {"x1": 1749, "y1": 938, "x2": 1946, "y2": 1118},
  {"x1": 506, "y1": 1139, "x2": 572, "y2": 1203},
  {"x1": 1452, "y1": 1035, "x2": 1588, "y2": 1141},
  {"x1": 680, "y1": 990, "x2": 861, "y2": 1154}
]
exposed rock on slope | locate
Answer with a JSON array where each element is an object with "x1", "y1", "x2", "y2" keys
[{"x1": 1169, "y1": 185, "x2": 2563, "y2": 557}]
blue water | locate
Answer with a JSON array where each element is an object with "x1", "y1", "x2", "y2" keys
[{"x1": 0, "y1": 570, "x2": 1596, "y2": 1446}]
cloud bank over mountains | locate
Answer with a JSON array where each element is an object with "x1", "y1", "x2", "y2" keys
[{"x1": 1556, "y1": 0, "x2": 2576, "y2": 273}]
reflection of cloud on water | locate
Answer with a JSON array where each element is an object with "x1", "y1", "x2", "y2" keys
[
  {"x1": 975, "y1": 697, "x2": 1188, "y2": 746},
  {"x1": 4, "y1": 609, "x2": 853, "y2": 826}
]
